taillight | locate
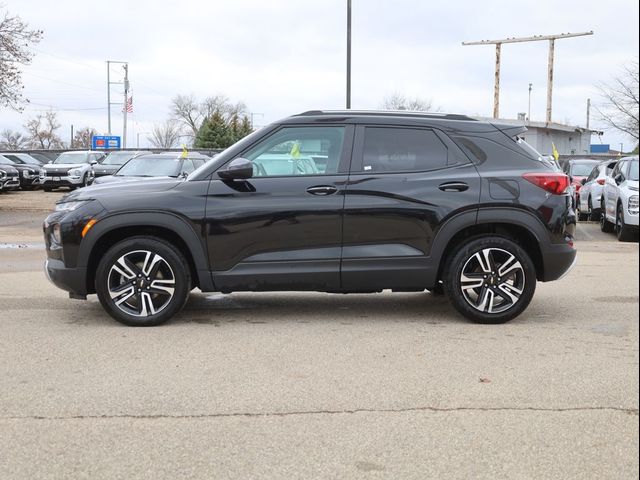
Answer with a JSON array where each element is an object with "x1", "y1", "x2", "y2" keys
[
  {"x1": 522, "y1": 173, "x2": 570, "y2": 195},
  {"x1": 597, "y1": 179, "x2": 605, "y2": 185}
]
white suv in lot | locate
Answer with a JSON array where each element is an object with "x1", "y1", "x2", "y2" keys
[
  {"x1": 577, "y1": 159, "x2": 618, "y2": 221},
  {"x1": 40, "y1": 151, "x2": 105, "y2": 191},
  {"x1": 601, "y1": 156, "x2": 639, "y2": 241}
]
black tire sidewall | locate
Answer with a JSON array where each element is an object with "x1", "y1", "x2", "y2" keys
[
  {"x1": 444, "y1": 236, "x2": 537, "y2": 324},
  {"x1": 95, "y1": 236, "x2": 190, "y2": 326}
]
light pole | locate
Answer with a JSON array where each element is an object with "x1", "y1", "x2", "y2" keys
[
  {"x1": 528, "y1": 83, "x2": 532, "y2": 121},
  {"x1": 136, "y1": 132, "x2": 150, "y2": 149},
  {"x1": 346, "y1": 0, "x2": 351, "y2": 109}
]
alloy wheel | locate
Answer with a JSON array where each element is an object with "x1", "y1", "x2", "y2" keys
[
  {"x1": 107, "y1": 250, "x2": 175, "y2": 317},
  {"x1": 459, "y1": 248, "x2": 525, "y2": 314}
]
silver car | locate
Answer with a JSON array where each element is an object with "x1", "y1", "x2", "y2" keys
[
  {"x1": 577, "y1": 159, "x2": 618, "y2": 221},
  {"x1": 600, "y1": 156, "x2": 639, "y2": 241}
]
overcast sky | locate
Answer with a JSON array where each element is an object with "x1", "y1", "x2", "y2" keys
[{"x1": 1, "y1": 0, "x2": 638, "y2": 150}]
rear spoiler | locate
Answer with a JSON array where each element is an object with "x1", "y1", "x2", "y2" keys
[{"x1": 491, "y1": 123, "x2": 528, "y2": 137}]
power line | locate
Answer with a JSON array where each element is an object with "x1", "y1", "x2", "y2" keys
[{"x1": 22, "y1": 71, "x2": 104, "y2": 93}]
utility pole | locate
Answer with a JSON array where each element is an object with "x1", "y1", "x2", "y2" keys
[
  {"x1": 462, "y1": 31, "x2": 593, "y2": 121},
  {"x1": 70, "y1": 124, "x2": 74, "y2": 149},
  {"x1": 586, "y1": 98, "x2": 591, "y2": 130},
  {"x1": 122, "y1": 63, "x2": 129, "y2": 148},
  {"x1": 106, "y1": 60, "x2": 128, "y2": 138},
  {"x1": 346, "y1": 0, "x2": 352, "y2": 109},
  {"x1": 528, "y1": 83, "x2": 533, "y2": 121}
]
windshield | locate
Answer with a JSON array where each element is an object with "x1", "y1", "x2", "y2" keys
[
  {"x1": 570, "y1": 163, "x2": 598, "y2": 177},
  {"x1": 116, "y1": 157, "x2": 181, "y2": 177},
  {"x1": 103, "y1": 151, "x2": 136, "y2": 165},
  {"x1": 53, "y1": 152, "x2": 89, "y2": 164},
  {"x1": 629, "y1": 159, "x2": 639, "y2": 181}
]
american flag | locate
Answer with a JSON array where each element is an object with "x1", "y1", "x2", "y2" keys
[{"x1": 123, "y1": 95, "x2": 133, "y2": 113}]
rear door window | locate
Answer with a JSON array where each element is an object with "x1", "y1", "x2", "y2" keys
[{"x1": 357, "y1": 127, "x2": 448, "y2": 173}]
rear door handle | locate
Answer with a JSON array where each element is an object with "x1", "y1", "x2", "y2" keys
[
  {"x1": 306, "y1": 185, "x2": 338, "y2": 196},
  {"x1": 438, "y1": 182, "x2": 469, "y2": 192}
]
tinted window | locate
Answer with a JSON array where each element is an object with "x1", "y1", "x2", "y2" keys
[
  {"x1": 244, "y1": 126, "x2": 345, "y2": 177},
  {"x1": 360, "y1": 127, "x2": 447, "y2": 173},
  {"x1": 570, "y1": 163, "x2": 597, "y2": 177}
]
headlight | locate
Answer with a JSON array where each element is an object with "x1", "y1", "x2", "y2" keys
[
  {"x1": 0, "y1": 170, "x2": 6, "y2": 179},
  {"x1": 69, "y1": 169, "x2": 82, "y2": 177},
  {"x1": 629, "y1": 195, "x2": 639, "y2": 215},
  {"x1": 54, "y1": 200, "x2": 92, "y2": 212},
  {"x1": 52, "y1": 223, "x2": 62, "y2": 244}
]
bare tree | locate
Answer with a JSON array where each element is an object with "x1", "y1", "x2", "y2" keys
[
  {"x1": 148, "y1": 120, "x2": 183, "y2": 149},
  {"x1": 0, "y1": 129, "x2": 29, "y2": 149},
  {"x1": 72, "y1": 127, "x2": 98, "y2": 149},
  {"x1": 381, "y1": 92, "x2": 438, "y2": 112},
  {"x1": 0, "y1": 7, "x2": 43, "y2": 111},
  {"x1": 595, "y1": 60, "x2": 639, "y2": 142},
  {"x1": 171, "y1": 93, "x2": 249, "y2": 142},
  {"x1": 170, "y1": 94, "x2": 202, "y2": 139},
  {"x1": 24, "y1": 111, "x2": 64, "y2": 149}
]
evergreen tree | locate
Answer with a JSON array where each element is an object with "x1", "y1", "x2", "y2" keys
[{"x1": 194, "y1": 111, "x2": 232, "y2": 148}]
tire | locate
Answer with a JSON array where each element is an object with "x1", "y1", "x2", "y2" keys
[
  {"x1": 81, "y1": 174, "x2": 88, "y2": 188},
  {"x1": 43, "y1": 187, "x2": 52, "y2": 192},
  {"x1": 587, "y1": 196, "x2": 600, "y2": 221},
  {"x1": 616, "y1": 203, "x2": 635, "y2": 242},
  {"x1": 95, "y1": 236, "x2": 191, "y2": 326},
  {"x1": 443, "y1": 236, "x2": 537, "y2": 324},
  {"x1": 600, "y1": 198, "x2": 614, "y2": 233},
  {"x1": 576, "y1": 195, "x2": 589, "y2": 221}
]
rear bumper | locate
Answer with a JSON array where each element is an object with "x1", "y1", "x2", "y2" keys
[
  {"x1": 541, "y1": 242, "x2": 577, "y2": 281},
  {"x1": 44, "y1": 259, "x2": 87, "y2": 297}
]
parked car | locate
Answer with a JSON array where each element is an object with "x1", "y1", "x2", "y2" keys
[
  {"x1": 92, "y1": 152, "x2": 208, "y2": 185},
  {"x1": 0, "y1": 163, "x2": 20, "y2": 192},
  {"x1": 94, "y1": 150, "x2": 142, "y2": 178},
  {"x1": 43, "y1": 110, "x2": 576, "y2": 326},
  {"x1": 0, "y1": 154, "x2": 44, "y2": 190},
  {"x1": 40, "y1": 151, "x2": 105, "y2": 191},
  {"x1": 600, "y1": 156, "x2": 639, "y2": 241},
  {"x1": 576, "y1": 159, "x2": 618, "y2": 221},
  {"x1": 562, "y1": 159, "x2": 602, "y2": 207}
]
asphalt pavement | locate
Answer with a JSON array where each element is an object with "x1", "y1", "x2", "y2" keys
[{"x1": 0, "y1": 192, "x2": 638, "y2": 479}]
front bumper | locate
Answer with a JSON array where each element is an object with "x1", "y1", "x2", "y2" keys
[
  {"x1": 44, "y1": 259, "x2": 88, "y2": 297},
  {"x1": 40, "y1": 175, "x2": 90, "y2": 187},
  {"x1": 0, "y1": 177, "x2": 20, "y2": 191}
]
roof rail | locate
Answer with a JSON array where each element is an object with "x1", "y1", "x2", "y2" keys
[{"x1": 295, "y1": 110, "x2": 477, "y2": 121}]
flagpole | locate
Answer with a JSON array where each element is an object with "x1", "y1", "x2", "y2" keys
[{"x1": 122, "y1": 63, "x2": 129, "y2": 149}]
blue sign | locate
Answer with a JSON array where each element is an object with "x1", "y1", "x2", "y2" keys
[
  {"x1": 92, "y1": 135, "x2": 121, "y2": 150},
  {"x1": 590, "y1": 144, "x2": 610, "y2": 154}
]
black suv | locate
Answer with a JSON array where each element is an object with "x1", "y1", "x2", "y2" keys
[{"x1": 43, "y1": 111, "x2": 576, "y2": 326}]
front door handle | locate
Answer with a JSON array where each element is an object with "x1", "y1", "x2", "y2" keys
[
  {"x1": 438, "y1": 182, "x2": 469, "y2": 192},
  {"x1": 306, "y1": 185, "x2": 338, "y2": 196}
]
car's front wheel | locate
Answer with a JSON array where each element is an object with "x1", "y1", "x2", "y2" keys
[
  {"x1": 444, "y1": 236, "x2": 537, "y2": 324},
  {"x1": 600, "y1": 198, "x2": 614, "y2": 233},
  {"x1": 95, "y1": 236, "x2": 191, "y2": 326},
  {"x1": 616, "y1": 203, "x2": 635, "y2": 242}
]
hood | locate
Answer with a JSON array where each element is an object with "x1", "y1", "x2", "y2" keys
[
  {"x1": 60, "y1": 177, "x2": 182, "y2": 203},
  {"x1": 94, "y1": 175, "x2": 175, "y2": 185},
  {"x1": 44, "y1": 163, "x2": 87, "y2": 169},
  {"x1": 0, "y1": 164, "x2": 19, "y2": 174}
]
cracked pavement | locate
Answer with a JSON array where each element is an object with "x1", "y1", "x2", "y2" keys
[{"x1": 0, "y1": 199, "x2": 638, "y2": 479}]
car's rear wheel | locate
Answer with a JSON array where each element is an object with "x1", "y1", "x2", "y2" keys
[
  {"x1": 95, "y1": 236, "x2": 191, "y2": 326},
  {"x1": 587, "y1": 196, "x2": 599, "y2": 221},
  {"x1": 576, "y1": 195, "x2": 589, "y2": 221},
  {"x1": 443, "y1": 236, "x2": 536, "y2": 324},
  {"x1": 600, "y1": 198, "x2": 614, "y2": 232},
  {"x1": 43, "y1": 187, "x2": 52, "y2": 192},
  {"x1": 616, "y1": 204, "x2": 635, "y2": 242}
]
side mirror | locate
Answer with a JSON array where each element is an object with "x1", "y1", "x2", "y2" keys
[
  {"x1": 90, "y1": 160, "x2": 98, "y2": 166},
  {"x1": 48, "y1": 160, "x2": 52, "y2": 164},
  {"x1": 218, "y1": 158, "x2": 253, "y2": 180},
  {"x1": 580, "y1": 178, "x2": 587, "y2": 185},
  {"x1": 614, "y1": 174, "x2": 623, "y2": 185}
]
